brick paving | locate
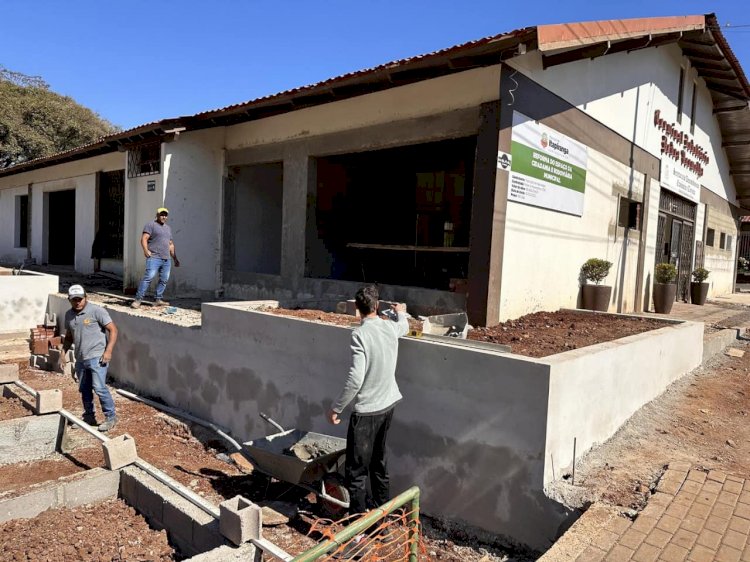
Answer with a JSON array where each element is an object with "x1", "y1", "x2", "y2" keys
[{"x1": 540, "y1": 462, "x2": 750, "y2": 561}]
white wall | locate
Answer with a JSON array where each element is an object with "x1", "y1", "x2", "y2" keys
[
  {"x1": 0, "y1": 186, "x2": 30, "y2": 265},
  {"x1": 0, "y1": 271, "x2": 58, "y2": 333},
  {"x1": 500, "y1": 148, "x2": 645, "y2": 321}
]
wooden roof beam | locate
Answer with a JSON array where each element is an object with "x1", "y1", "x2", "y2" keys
[{"x1": 715, "y1": 103, "x2": 749, "y2": 115}]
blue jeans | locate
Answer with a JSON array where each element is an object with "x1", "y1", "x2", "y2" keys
[
  {"x1": 76, "y1": 358, "x2": 116, "y2": 419},
  {"x1": 136, "y1": 257, "x2": 171, "y2": 300}
]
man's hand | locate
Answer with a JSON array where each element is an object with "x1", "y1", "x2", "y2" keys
[
  {"x1": 327, "y1": 409, "x2": 341, "y2": 425},
  {"x1": 143, "y1": 249, "x2": 152, "y2": 258},
  {"x1": 57, "y1": 351, "x2": 67, "y2": 373},
  {"x1": 101, "y1": 350, "x2": 112, "y2": 365},
  {"x1": 393, "y1": 302, "x2": 406, "y2": 313},
  {"x1": 173, "y1": 257, "x2": 180, "y2": 267}
]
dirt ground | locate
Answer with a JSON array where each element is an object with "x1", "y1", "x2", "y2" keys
[
  {"x1": 267, "y1": 308, "x2": 668, "y2": 357},
  {"x1": 0, "y1": 498, "x2": 176, "y2": 561},
  {"x1": 569, "y1": 339, "x2": 750, "y2": 516},
  {"x1": 0, "y1": 392, "x2": 31, "y2": 421},
  {"x1": 2, "y1": 361, "x2": 527, "y2": 561}
]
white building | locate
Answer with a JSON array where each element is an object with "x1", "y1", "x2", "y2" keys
[{"x1": 1, "y1": 13, "x2": 747, "y2": 325}]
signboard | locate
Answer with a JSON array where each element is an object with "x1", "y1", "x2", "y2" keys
[
  {"x1": 147, "y1": 180, "x2": 156, "y2": 192},
  {"x1": 660, "y1": 159, "x2": 701, "y2": 203},
  {"x1": 508, "y1": 112, "x2": 589, "y2": 216}
]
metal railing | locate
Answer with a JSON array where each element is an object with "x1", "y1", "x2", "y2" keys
[{"x1": 292, "y1": 486, "x2": 421, "y2": 561}]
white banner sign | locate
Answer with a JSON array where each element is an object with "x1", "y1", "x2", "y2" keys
[
  {"x1": 508, "y1": 112, "x2": 589, "y2": 216},
  {"x1": 660, "y1": 159, "x2": 701, "y2": 203}
]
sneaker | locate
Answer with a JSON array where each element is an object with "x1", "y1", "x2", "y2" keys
[
  {"x1": 98, "y1": 416, "x2": 118, "y2": 432},
  {"x1": 82, "y1": 413, "x2": 97, "y2": 426},
  {"x1": 154, "y1": 299, "x2": 169, "y2": 307},
  {"x1": 130, "y1": 300, "x2": 142, "y2": 309}
]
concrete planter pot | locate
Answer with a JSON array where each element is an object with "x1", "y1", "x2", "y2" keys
[
  {"x1": 653, "y1": 283, "x2": 677, "y2": 314},
  {"x1": 581, "y1": 284, "x2": 612, "y2": 312},
  {"x1": 690, "y1": 282, "x2": 709, "y2": 306}
]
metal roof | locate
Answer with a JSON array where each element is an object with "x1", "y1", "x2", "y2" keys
[{"x1": 1, "y1": 13, "x2": 748, "y2": 203}]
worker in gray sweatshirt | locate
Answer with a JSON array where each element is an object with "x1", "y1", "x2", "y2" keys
[{"x1": 327, "y1": 285, "x2": 409, "y2": 515}]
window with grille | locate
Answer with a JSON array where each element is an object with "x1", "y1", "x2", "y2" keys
[
  {"x1": 127, "y1": 142, "x2": 161, "y2": 178},
  {"x1": 706, "y1": 228, "x2": 715, "y2": 247}
]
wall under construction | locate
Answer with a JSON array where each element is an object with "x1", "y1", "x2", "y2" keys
[{"x1": 47, "y1": 295, "x2": 703, "y2": 549}]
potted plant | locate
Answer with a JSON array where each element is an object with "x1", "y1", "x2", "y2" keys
[
  {"x1": 653, "y1": 263, "x2": 678, "y2": 314},
  {"x1": 690, "y1": 267, "x2": 710, "y2": 306},
  {"x1": 580, "y1": 258, "x2": 613, "y2": 312}
]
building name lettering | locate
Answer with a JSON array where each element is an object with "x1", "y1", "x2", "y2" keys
[{"x1": 653, "y1": 110, "x2": 709, "y2": 178}]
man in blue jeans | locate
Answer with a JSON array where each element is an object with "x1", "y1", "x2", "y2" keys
[
  {"x1": 61, "y1": 285, "x2": 119, "y2": 432},
  {"x1": 131, "y1": 207, "x2": 180, "y2": 308}
]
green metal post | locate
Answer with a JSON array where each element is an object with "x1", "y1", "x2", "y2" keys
[
  {"x1": 408, "y1": 490, "x2": 420, "y2": 562},
  {"x1": 293, "y1": 486, "x2": 421, "y2": 562}
]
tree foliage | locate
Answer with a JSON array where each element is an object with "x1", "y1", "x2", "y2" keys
[{"x1": 0, "y1": 66, "x2": 119, "y2": 169}]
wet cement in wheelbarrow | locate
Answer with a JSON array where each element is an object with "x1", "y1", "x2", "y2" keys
[{"x1": 285, "y1": 435, "x2": 342, "y2": 461}]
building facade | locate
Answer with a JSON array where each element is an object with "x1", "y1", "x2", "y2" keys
[{"x1": 0, "y1": 14, "x2": 747, "y2": 325}]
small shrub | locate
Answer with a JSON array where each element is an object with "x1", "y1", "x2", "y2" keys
[
  {"x1": 738, "y1": 257, "x2": 750, "y2": 272},
  {"x1": 580, "y1": 258, "x2": 613, "y2": 285},
  {"x1": 691, "y1": 267, "x2": 710, "y2": 283},
  {"x1": 655, "y1": 263, "x2": 677, "y2": 284}
]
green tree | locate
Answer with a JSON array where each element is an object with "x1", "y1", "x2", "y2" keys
[{"x1": 0, "y1": 66, "x2": 119, "y2": 169}]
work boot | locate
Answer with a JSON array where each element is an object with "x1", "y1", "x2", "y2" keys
[
  {"x1": 98, "y1": 416, "x2": 118, "y2": 433},
  {"x1": 82, "y1": 413, "x2": 97, "y2": 426},
  {"x1": 154, "y1": 299, "x2": 169, "y2": 307},
  {"x1": 130, "y1": 300, "x2": 142, "y2": 309}
]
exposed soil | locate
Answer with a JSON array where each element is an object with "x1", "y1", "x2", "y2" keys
[
  {"x1": 0, "y1": 393, "x2": 32, "y2": 421},
  {"x1": 570, "y1": 340, "x2": 750, "y2": 514},
  {"x1": 3, "y1": 360, "x2": 531, "y2": 561},
  {"x1": 267, "y1": 308, "x2": 668, "y2": 358},
  {"x1": 0, "y1": 498, "x2": 177, "y2": 561}
]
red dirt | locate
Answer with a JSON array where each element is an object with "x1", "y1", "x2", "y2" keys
[
  {"x1": 0, "y1": 457, "x2": 88, "y2": 496},
  {"x1": 266, "y1": 308, "x2": 668, "y2": 357},
  {"x1": 0, "y1": 498, "x2": 176, "y2": 561},
  {"x1": 0, "y1": 393, "x2": 32, "y2": 421}
]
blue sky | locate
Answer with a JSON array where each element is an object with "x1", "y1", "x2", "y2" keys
[{"x1": 2, "y1": 1, "x2": 748, "y2": 130}]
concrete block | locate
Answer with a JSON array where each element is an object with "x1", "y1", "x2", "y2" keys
[
  {"x1": 344, "y1": 300, "x2": 360, "y2": 317},
  {"x1": 36, "y1": 388, "x2": 62, "y2": 414},
  {"x1": 182, "y1": 543, "x2": 257, "y2": 562},
  {"x1": 219, "y1": 496, "x2": 262, "y2": 545},
  {"x1": 47, "y1": 348, "x2": 61, "y2": 368},
  {"x1": 0, "y1": 414, "x2": 59, "y2": 465},
  {"x1": 119, "y1": 467, "x2": 139, "y2": 503},
  {"x1": 45, "y1": 312, "x2": 57, "y2": 327},
  {"x1": 102, "y1": 434, "x2": 138, "y2": 470},
  {"x1": 137, "y1": 479, "x2": 166, "y2": 528},
  {"x1": 62, "y1": 468, "x2": 120, "y2": 507},
  {"x1": 30, "y1": 354, "x2": 48, "y2": 370},
  {"x1": 163, "y1": 501, "x2": 198, "y2": 556},
  {"x1": 0, "y1": 486, "x2": 58, "y2": 523},
  {"x1": 0, "y1": 363, "x2": 19, "y2": 383},
  {"x1": 193, "y1": 518, "x2": 225, "y2": 552}
]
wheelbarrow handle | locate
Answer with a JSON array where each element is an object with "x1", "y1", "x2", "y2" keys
[{"x1": 259, "y1": 412, "x2": 285, "y2": 433}]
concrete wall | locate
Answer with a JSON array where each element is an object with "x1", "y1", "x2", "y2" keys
[
  {"x1": 0, "y1": 270, "x2": 58, "y2": 333},
  {"x1": 543, "y1": 314, "x2": 703, "y2": 483},
  {"x1": 47, "y1": 294, "x2": 703, "y2": 548}
]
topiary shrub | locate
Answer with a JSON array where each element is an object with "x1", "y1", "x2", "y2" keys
[
  {"x1": 580, "y1": 258, "x2": 613, "y2": 285},
  {"x1": 691, "y1": 267, "x2": 710, "y2": 283},
  {"x1": 655, "y1": 263, "x2": 677, "y2": 284}
]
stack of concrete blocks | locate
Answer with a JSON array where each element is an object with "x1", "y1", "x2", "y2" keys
[
  {"x1": 28, "y1": 313, "x2": 74, "y2": 376},
  {"x1": 219, "y1": 496, "x2": 262, "y2": 546}
]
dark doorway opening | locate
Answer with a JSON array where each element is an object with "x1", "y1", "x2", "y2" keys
[
  {"x1": 48, "y1": 190, "x2": 76, "y2": 265},
  {"x1": 94, "y1": 170, "x2": 125, "y2": 270},
  {"x1": 655, "y1": 190, "x2": 696, "y2": 301},
  {"x1": 307, "y1": 137, "x2": 476, "y2": 290}
]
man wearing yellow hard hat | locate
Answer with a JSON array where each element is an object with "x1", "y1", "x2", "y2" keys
[{"x1": 131, "y1": 207, "x2": 180, "y2": 308}]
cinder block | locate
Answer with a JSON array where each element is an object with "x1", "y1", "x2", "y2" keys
[
  {"x1": 193, "y1": 518, "x2": 225, "y2": 552},
  {"x1": 136, "y1": 479, "x2": 166, "y2": 527},
  {"x1": 344, "y1": 300, "x2": 360, "y2": 317},
  {"x1": 45, "y1": 313, "x2": 57, "y2": 327},
  {"x1": 219, "y1": 495, "x2": 262, "y2": 545},
  {"x1": 36, "y1": 388, "x2": 62, "y2": 414},
  {"x1": 63, "y1": 468, "x2": 120, "y2": 507},
  {"x1": 102, "y1": 434, "x2": 138, "y2": 470},
  {"x1": 31, "y1": 339, "x2": 48, "y2": 355},
  {"x1": 47, "y1": 348, "x2": 61, "y2": 366},
  {"x1": 0, "y1": 364, "x2": 19, "y2": 383},
  {"x1": 29, "y1": 355, "x2": 48, "y2": 370}
]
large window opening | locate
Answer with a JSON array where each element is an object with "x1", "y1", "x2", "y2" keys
[
  {"x1": 306, "y1": 137, "x2": 476, "y2": 290},
  {"x1": 226, "y1": 162, "x2": 283, "y2": 275},
  {"x1": 14, "y1": 194, "x2": 29, "y2": 248}
]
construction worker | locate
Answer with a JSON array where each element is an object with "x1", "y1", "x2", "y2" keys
[
  {"x1": 131, "y1": 207, "x2": 180, "y2": 309},
  {"x1": 60, "y1": 284, "x2": 119, "y2": 432},
  {"x1": 327, "y1": 285, "x2": 408, "y2": 515}
]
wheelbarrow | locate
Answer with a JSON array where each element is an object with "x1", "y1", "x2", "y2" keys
[{"x1": 241, "y1": 413, "x2": 350, "y2": 514}]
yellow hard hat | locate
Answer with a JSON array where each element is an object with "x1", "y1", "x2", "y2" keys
[{"x1": 157, "y1": 207, "x2": 169, "y2": 215}]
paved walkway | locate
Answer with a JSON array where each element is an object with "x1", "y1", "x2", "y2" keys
[{"x1": 541, "y1": 463, "x2": 750, "y2": 562}]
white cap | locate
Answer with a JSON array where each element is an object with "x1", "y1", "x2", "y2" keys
[{"x1": 68, "y1": 285, "x2": 85, "y2": 298}]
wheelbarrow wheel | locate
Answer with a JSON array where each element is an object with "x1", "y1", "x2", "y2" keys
[{"x1": 321, "y1": 474, "x2": 350, "y2": 519}]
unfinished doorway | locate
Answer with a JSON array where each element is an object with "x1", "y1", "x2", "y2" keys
[
  {"x1": 47, "y1": 190, "x2": 75, "y2": 266},
  {"x1": 655, "y1": 190, "x2": 696, "y2": 302},
  {"x1": 94, "y1": 170, "x2": 125, "y2": 276},
  {"x1": 307, "y1": 137, "x2": 476, "y2": 290}
]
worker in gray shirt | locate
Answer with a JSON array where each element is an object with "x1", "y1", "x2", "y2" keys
[
  {"x1": 60, "y1": 284, "x2": 119, "y2": 432},
  {"x1": 327, "y1": 285, "x2": 408, "y2": 515},
  {"x1": 131, "y1": 207, "x2": 180, "y2": 309}
]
